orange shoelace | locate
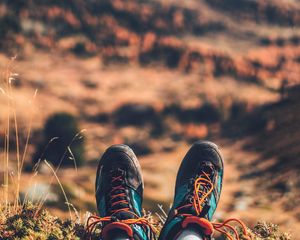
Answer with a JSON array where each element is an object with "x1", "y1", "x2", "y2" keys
[
  {"x1": 108, "y1": 175, "x2": 130, "y2": 214},
  {"x1": 176, "y1": 171, "x2": 252, "y2": 240},
  {"x1": 213, "y1": 218, "x2": 251, "y2": 240},
  {"x1": 86, "y1": 211, "x2": 158, "y2": 239},
  {"x1": 86, "y1": 173, "x2": 158, "y2": 239},
  {"x1": 176, "y1": 172, "x2": 214, "y2": 215}
]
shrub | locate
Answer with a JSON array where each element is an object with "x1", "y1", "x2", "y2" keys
[
  {"x1": 33, "y1": 112, "x2": 85, "y2": 167},
  {"x1": 113, "y1": 103, "x2": 157, "y2": 126},
  {"x1": 230, "y1": 101, "x2": 248, "y2": 120},
  {"x1": 71, "y1": 42, "x2": 90, "y2": 57},
  {"x1": 125, "y1": 140, "x2": 152, "y2": 156},
  {"x1": 163, "y1": 103, "x2": 221, "y2": 123}
]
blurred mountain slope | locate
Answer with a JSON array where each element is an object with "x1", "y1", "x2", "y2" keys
[
  {"x1": 222, "y1": 85, "x2": 300, "y2": 225},
  {"x1": 1, "y1": 0, "x2": 300, "y2": 89}
]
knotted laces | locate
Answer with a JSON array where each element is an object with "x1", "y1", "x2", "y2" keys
[
  {"x1": 176, "y1": 168, "x2": 252, "y2": 240},
  {"x1": 86, "y1": 169, "x2": 157, "y2": 239}
]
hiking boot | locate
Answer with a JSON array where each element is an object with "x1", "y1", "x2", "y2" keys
[
  {"x1": 88, "y1": 144, "x2": 155, "y2": 240},
  {"x1": 158, "y1": 141, "x2": 224, "y2": 240}
]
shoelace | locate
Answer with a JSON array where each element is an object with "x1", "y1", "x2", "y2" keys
[
  {"x1": 108, "y1": 173, "x2": 130, "y2": 214},
  {"x1": 213, "y1": 218, "x2": 251, "y2": 240},
  {"x1": 176, "y1": 171, "x2": 214, "y2": 215},
  {"x1": 176, "y1": 170, "x2": 252, "y2": 240},
  {"x1": 86, "y1": 212, "x2": 158, "y2": 240},
  {"x1": 86, "y1": 170, "x2": 158, "y2": 239}
]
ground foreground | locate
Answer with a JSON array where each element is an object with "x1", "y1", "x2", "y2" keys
[{"x1": 0, "y1": 202, "x2": 292, "y2": 240}]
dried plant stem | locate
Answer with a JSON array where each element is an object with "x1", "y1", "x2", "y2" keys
[
  {"x1": 11, "y1": 91, "x2": 21, "y2": 208},
  {"x1": 3, "y1": 63, "x2": 11, "y2": 210},
  {"x1": 20, "y1": 89, "x2": 37, "y2": 172},
  {"x1": 43, "y1": 160, "x2": 73, "y2": 221}
]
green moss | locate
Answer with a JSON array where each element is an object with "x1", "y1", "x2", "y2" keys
[
  {"x1": 0, "y1": 203, "x2": 89, "y2": 240},
  {"x1": 0, "y1": 203, "x2": 292, "y2": 240},
  {"x1": 250, "y1": 222, "x2": 291, "y2": 240}
]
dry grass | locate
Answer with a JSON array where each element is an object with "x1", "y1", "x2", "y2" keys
[{"x1": 0, "y1": 58, "x2": 87, "y2": 238}]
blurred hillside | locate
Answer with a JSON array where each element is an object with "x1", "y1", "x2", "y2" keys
[
  {"x1": 0, "y1": 0, "x2": 299, "y2": 238},
  {"x1": 221, "y1": 86, "x2": 300, "y2": 232},
  {"x1": 1, "y1": 0, "x2": 300, "y2": 89}
]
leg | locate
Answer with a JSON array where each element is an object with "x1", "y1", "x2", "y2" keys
[
  {"x1": 87, "y1": 145, "x2": 155, "y2": 240},
  {"x1": 159, "y1": 141, "x2": 224, "y2": 240},
  {"x1": 112, "y1": 230, "x2": 130, "y2": 240},
  {"x1": 176, "y1": 229, "x2": 203, "y2": 240}
]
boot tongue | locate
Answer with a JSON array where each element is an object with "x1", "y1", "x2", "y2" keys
[
  {"x1": 201, "y1": 161, "x2": 214, "y2": 175},
  {"x1": 177, "y1": 162, "x2": 214, "y2": 217},
  {"x1": 108, "y1": 168, "x2": 135, "y2": 220},
  {"x1": 176, "y1": 197, "x2": 210, "y2": 217}
]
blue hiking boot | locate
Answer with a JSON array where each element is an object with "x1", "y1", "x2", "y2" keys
[
  {"x1": 158, "y1": 141, "x2": 224, "y2": 240},
  {"x1": 87, "y1": 144, "x2": 156, "y2": 240}
]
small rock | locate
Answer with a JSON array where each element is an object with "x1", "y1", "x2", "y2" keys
[{"x1": 21, "y1": 183, "x2": 59, "y2": 203}]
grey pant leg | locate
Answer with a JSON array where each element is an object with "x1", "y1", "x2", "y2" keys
[{"x1": 176, "y1": 229, "x2": 203, "y2": 240}]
